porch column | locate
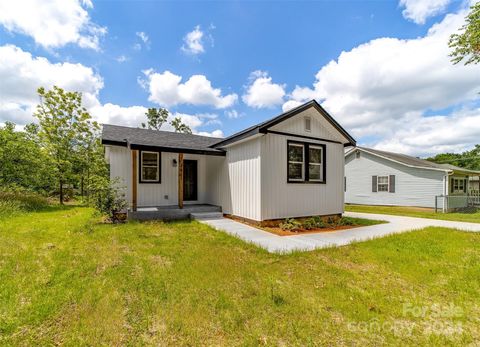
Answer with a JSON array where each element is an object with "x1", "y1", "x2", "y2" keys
[
  {"x1": 131, "y1": 149, "x2": 138, "y2": 211},
  {"x1": 178, "y1": 153, "x2": 184, "y2": 209}
]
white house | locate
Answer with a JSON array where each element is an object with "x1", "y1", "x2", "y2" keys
[
  {"x1": 102, "y1": 100, "x2": 356, "y2": 222},
  {"x1": 345, "y1": 147, "x2": 480, "y2": 210}
]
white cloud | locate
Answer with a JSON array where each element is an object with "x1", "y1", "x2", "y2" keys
[
  {"x1": 282, "y1": 8, "x2": 480, "y2": 155},
  {"x1": 90, "y1": 103, "x2": 148, "y2": 127},
  {"x1": 399, "y1": 0, "x2": 451, "y2": 24},
  {"x1": 0, "y1": 0, "x2": 106, "y2": 50},
  {"x1": 181, "y1": 25, "x2": 205, "y2": 55},
  {"x1": 141, "y1": 69, "x2": 238, "y2": 109},
  {"x1": 225, "y1": 109, "x2": 244, "y2": 119},
  {"x1": 135, "y1": 31, "x2": 150, "y2": 49},
  {"x1": 116, "y1": 55, "x2": 128, "y2": 63},
  {"x1": 242, "y1": 71, "x2": 286, "y2": 108},
  {"x1": 0, "y1": 44, "x2": 103, "y2": 125},
  {"x1": 197, "y1": 129, "x2": 224, "y2": 138}
]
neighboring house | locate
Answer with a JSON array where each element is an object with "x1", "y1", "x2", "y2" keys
[
  {"x1": 102, "y1": 100, "x2": 356, "y2": 222},
  {"x1": 345, "y1": 147, "x2": 480, "y2": 209}
]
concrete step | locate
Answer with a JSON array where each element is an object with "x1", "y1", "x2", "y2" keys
[{"x1": 190, "y1": 212, "x2": 224, "y2": 220}]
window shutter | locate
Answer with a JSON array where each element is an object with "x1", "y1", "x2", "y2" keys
[
  {"x1": 464, "y1": 179, "x2": 467, "y2": 193},
  {"x1": 389, "y1": 175, "x2": 395, "y2": 193},
  {"x1": 344, "y1": 177, "x2": 346, "y2": 192},
  {"x1": 450, "y1": 178, "x2": 454, "y2": 194},
  {"x1": 372, "y1": 176, "x2": 377, "y2": 192}
]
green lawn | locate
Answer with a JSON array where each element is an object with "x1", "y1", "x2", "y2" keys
[
  {"x1": 346, "y1": 204, "x2": 480, "y2": 223},
  {"x1": 1, "y1": 207, "x2": 480, "y2": 345}
]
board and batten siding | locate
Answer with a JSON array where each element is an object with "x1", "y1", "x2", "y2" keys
[
  {"x1": 345, "y1": 151, "x2": 446, "y2": 208},
  {"x1": 106, "y1": 145, "x2": 209, "y2": 208},
  {"x1": 260, "y1": 133, "x2": 344, "y2": 220}
]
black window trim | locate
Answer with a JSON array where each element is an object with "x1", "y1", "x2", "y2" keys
[
  {"x1": 139, "y1": 150, "x2": 161, "y2": 184},
  {"x1": 287, "y1": 140, "x2": 326, "y2": 184}
]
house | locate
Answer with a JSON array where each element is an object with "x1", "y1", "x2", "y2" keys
[
  {"x1": 102, "y1": 100, "x2": 356, "y2": 222},
  {"x1": 345, "y1": 147, "x2": 480, "y2": 210}
]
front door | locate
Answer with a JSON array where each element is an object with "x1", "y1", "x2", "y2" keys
[{"x1": 183, "y1": 160, "x2": 197, "y2": 201}]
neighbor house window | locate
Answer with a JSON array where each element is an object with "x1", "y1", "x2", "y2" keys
[
  {"x1": 140, "y1": 151, "x2": 160, "y2": 183},
  {"x1": 377, "y1": 176, "x2": 389, "y2": 192},
  {"x1": 452, "y1": 178, "x2": 467, "y2": 193},
  {"x1": 287, "y1": 141, "x2": 326, "y2": 183}
]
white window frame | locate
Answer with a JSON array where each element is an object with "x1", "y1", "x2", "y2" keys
[
  {"x1": 305, "y1": 117, "x2": 311, "y2": 132},
  {"x1": 140, "y1": 151, "x2": 160, "y2": 183},
  {"x1": 377, "y1": 175, "x2": 389, "y2": 192},
  {"x1": 453, "y1": 178, "x2": 466, "y2": 193},
  {"x1": 308, "y1": 145, "x2": 323, "y2": 182},
  {"x1": 288, "y1": 143, "x2": 305, "y2": 182}
]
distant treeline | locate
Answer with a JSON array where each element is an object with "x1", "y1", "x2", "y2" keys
[{"x1": 427, "y1": 145, "x2": 480, "y2": 171}]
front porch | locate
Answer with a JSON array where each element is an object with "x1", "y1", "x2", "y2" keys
[{"x1": 128, "y1": 204, "x2": 222, "y2": 221}]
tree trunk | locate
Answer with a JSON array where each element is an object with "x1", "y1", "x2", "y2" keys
[
  {"x1": 59, "y1": 179, "x2": 64, "y2": 205},
  {"x1": 81, "y1": 176, "x2": 84, "y2": 199}
]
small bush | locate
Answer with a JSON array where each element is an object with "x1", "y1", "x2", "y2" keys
[
  {"x1": 0, "y1": 190, "x2": 49, "y2": 218},
  {"x1": 279, "y1": 218, "x2": 302, "y2": 232},
  {"x1": 337, "y1": 217, "x2": 355, "y2": 226},
  {"x1": 303, "y1": 216, "x2": 326, "y2": 229},
  {"x1": 89, "y1": 177, "x2": 127, "y2": 223}
]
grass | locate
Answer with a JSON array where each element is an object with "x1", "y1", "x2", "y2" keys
[
  {"x1": 1, "y1": 206, "x2": 480, "y2": 345},
  {"x1": 0, "y1": 191, "x2": 50, "y2": 219},
  {"x1": 346, "y1": 204, "x2": 480, "y2": 223}
]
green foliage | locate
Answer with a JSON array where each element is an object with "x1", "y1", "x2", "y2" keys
[
  {"x1": 427, "y1": 144, "x2": 480, "y2": 171},
  {"x1": 279, "y1": 218, "x2": 302, "y2": 231},
  {"x1": 170, "y1": 116, "x2": 192, "y2": 133},
  {"x1": 449, "y1": 2, "x2": 480, "y2": 65},
  {"x1": 337, "y1": 216, "x2": 355, "y2": 226},
  {"x1": 303, "y1": 216, "x2": 326, "y2": 229},
  {"x1": 89, "y1": 176, "x2": 127, "y2": 222},
  {"x1": 141, "y1": 107, "x2": 169, "y2": 130},
  {"x1": 0, "y1": 190, "x2": 49, "y2": 219}
]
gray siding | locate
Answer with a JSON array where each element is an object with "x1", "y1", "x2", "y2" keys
[{"x1": 345, "y1": 151, "x2": 446, "y2": 208}]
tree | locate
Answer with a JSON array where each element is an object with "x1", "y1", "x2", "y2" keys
[
  {"x1": 170, "y1": 116, "x2": 192, "y2": 134},
  {"x1": 141, "y1": 108, "x2": 169, "y2": 130},
  {"x1": 449, "y1": 2, "x2": 480, "y2": 65},
  {"x1": 34, "y1": 86, "x2": 99, "y2": 204},
  {"x1": 141, "y1": 107, "x2": 192, "y2": 133}
]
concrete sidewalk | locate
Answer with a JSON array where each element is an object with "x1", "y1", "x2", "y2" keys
[{"x1": 195, "y1": 212, "x2": 480, "y2": 254}]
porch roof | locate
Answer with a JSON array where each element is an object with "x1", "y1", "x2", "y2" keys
[{"x1": 101, "y1": 124, "x2": 226, "y2": 156}]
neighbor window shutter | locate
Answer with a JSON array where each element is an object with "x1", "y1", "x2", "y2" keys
[
  {"x1": 464, "y1": 179, "x2": 467, "y2": 193},
  {"x1": 389, "y1": 175, "x2": 395, "y2": 193},
  {"x1": 372, "y1": 176, "x2": 377, "y2": 192},
  {"x1": 450, "y1": 178, "x2": 454, "y2": 194}
]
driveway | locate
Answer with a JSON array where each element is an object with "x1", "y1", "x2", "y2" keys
[{"x1": 195, "y1": 212, "x2": 480, "y2": 254}]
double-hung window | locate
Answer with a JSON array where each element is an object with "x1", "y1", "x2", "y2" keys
[
  {"x1": 287, "y1": 141, "x2": 325, "y2": 183},
  {"x1": 140, "y1": 151, "x2": 160, "y2": 183},
  {"x1": 377, "y1": 176, "x2": 389, "y2": 192}
]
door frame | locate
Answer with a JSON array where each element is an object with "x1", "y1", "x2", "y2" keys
[{"x1": 183, "y1": 159, "x2": 198, "y2": 201}]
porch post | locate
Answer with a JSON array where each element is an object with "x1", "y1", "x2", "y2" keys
[
  {"x1": 131, "y1": 149, "x2": 138, "y2": 211},
  {"x1": 178, "y1": 153, "x2": 184, "y2": 209}
]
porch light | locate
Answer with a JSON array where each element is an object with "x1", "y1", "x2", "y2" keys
[{"x1": 172, "y1": 159, "x2": 177, "y2": 167}]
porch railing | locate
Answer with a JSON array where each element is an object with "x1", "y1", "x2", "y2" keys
[{"x1": 435, "y1": 195, "x2": 480, "y2": 213}]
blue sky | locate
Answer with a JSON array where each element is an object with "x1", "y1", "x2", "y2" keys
[{"x1": 0, "y1": 0, "x2": 479, "y2": 156}]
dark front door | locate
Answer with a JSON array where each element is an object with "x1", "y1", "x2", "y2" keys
[{"x1": 183, "y1": 160, "x2": 197, "y2": 201}]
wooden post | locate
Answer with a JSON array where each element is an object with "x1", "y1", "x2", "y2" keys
[
  {"x1": 178, "y1": 153, "x2": 184, "y2": 209},
  {"x1": 132, "y1": 150, "x2": 138, "y2": 211}
]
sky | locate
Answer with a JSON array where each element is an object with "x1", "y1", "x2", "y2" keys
[{"x1": 0, "y1": 0, "x2": 479, "y2": 157}]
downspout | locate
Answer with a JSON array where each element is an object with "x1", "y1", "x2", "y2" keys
[{"x1": 444, "y1": 170, "x2": 453, "y2": 212}]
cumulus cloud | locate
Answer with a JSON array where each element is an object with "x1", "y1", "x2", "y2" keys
[
  {"x1": 225, "y1": 109, "x2": 244, "y2": 119},
  {"x1": 0, "y1": 0, "x2": 106, "y2": 50},
  {"x1": 282, "y1": 8, "x2": 480, "y2": 155},
  {"x1": 242, "y1": 71, "x2": 286, "y2": 108},
  {"x1": 181, "y1": 25, "x2": 205, "y2": 55},
  {"x1": 399, "y1": 0, "x2": 451, "y2": 24},
  {"x1": 134, "y1": 31, "x2": 150, "y2": 50},
  {"x1": 140, "y1": 69, "x2": 238, "y2": 109}
]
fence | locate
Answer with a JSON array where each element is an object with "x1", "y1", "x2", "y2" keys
[{"x1": 435, "y1": 195, "x2": 480, "y2": 213}]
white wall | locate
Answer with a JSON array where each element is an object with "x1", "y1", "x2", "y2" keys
[
  {"x1": 260, "y1": 133, "x2": 344, "y2": 220},
  {"x1": 107, "y1": 145, "x2": 210, "y2": 208},
  {"x1": 345, "y1": 151, "x2": 446, "y2": 208}
]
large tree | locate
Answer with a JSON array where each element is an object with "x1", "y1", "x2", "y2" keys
[
  {"x1": 449, "y1": 2, "x2": 480, "y2": 65},
  {"x1": 34, "y1": 86, "x2": 100, "y2": 204},
  {"x1": 141, "y1": 107, "x2": 192, "y2": 133}
]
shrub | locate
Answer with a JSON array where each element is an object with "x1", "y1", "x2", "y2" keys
[
  {"x1": 303, "y1": 216, "x2": 326, "y2": 229},
  {"x1": 279, "y1": 218, "x2": 302, "y2": 232},
  {"x1": 0, "y1": 190, "x2": 49, "y2": 219},
  {"x1": 337, "y1": 217, "x2": 355, "y2": 226},
  {"x1": 89, "y1": 177, "x2": 127, "y2": 223}
]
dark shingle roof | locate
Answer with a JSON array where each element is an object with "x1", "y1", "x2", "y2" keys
[
  {"x1": 102, "y1": 124, "x2": 225, "y2": 155},
  {"x1": 353, "y1": 147, "x2": 480, "y2": 174}
]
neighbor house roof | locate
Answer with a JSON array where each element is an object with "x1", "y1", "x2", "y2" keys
[
  {"x1": 210, "y1": 100, "x2": 356, "y2": 148},
  {"x1": 102, "y1": 124, "x2": 226, "y2": 156},
  {"x1": 347, "y1": 147, "x2": 480, "y2": 175}
]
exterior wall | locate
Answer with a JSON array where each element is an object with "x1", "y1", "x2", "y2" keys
[
  {"x1": 260, "y1": 133, "x2": 345, "y2": 220},
  {"x1": 206, "y1": 138, "x2": 262, "y2": 221},
  {"x1": 106, "y1": 145, "x2": 209, "y2": 208},
  {"x1": 345, "y1": 151, "x2": 446, "y2": 208}
]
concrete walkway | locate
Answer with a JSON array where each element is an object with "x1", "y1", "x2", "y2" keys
[{"x1": 195, "y1": 212, "x2": 480, "y2": 254}]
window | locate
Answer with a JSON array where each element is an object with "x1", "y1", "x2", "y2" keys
[
  {"x1": 377, "y1": 176, "x2": 389, "y2": 192},
  {"x1": 305, "y1": 117, "x2": 311, "y2": 132},
  {"x1": 356, "y1": 151, "x2": 361, "y2": 159},
  {"x1": 288, "y1": 143, "x2": 304, "y2": 181},
  {"x1": 452, "y1": 178, "x2": 467, "y2": 193},
  {"x1": 287, "y1": 141, "x2": 325, "y2": 183},
  {"x1": 140, "y1": 151, "x2": 160, "y2": 183}
]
